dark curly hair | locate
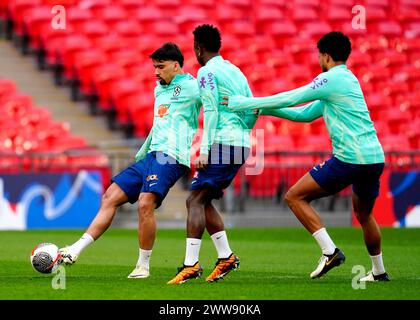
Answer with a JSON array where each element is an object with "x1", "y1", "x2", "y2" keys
[{"x1": 193, "y1": 24, "x2": 222, "y2": 53}]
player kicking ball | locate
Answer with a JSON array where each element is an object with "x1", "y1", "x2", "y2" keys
[
  {"x1": 224, "y1": 32, "x2": 390, "y2": 282},
  {"x1": 59, "y1": 43, "x2": 203, "y2": 279},
  {"x1": 167, "y1": 25, "x2": 258, "y2": 285}
]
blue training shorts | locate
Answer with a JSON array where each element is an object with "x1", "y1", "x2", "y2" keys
[
  {"x1": 191, "y1": 144, "x2": 250, "y2": 199},
  {"x1": 309, "y1": 156, "x2": 385, "y2": 200},
  {"x1": 112, "y1": 151, "x2": 188, "y2": 208}
]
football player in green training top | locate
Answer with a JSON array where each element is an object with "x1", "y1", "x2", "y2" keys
[
  {"x1": 168, "y1": 25, "x2": 259, "y2": 285},
  {"x1": 59, "y1": 43, "x2": 205, "y2": 279},
  {"x1": 224, "y1": 32, "x2": 389, "y2": 282}
]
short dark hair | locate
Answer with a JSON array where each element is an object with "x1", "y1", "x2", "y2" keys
[
  {"x1": 317, "y1": 32, "x2": 352, "y2": 62},
  {"x1": 193, "y1": 24, "x2": 222, "y2": 53},
  {"x1": 150, "y1": 43, "x2": 184, "y2": 67}
]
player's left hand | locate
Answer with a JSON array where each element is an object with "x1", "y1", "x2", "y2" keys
[
  {"x1": 195, "y1": 153, "x2": 208, "y2": 170},
  {"x1": 221, "y1": 96, "x2": 229, "y2": 107}
]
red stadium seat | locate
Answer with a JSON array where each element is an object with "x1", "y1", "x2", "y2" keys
[
  {"x1": 286, "y1": 38, "x2": 318, "y2": 64},
  {"x1": 135, "y1": 5, "x2": 163, "y2": 32},
  {"x1": 360, "y1": 66, "x2": 391, "y2": 85},
  {"x1": 0, "y1": 93, "x2": 33, "y2": 118},
  {"x1": 380, "y1": 81, "x2": 410, "y2": 101},
  {"x1": 246, "y1": 66, "x2": 277, "y2": 94},
  {"x1": 154, "y1": 0, "x2": 181, "y2": 8},
  {"x1": 91, "y1": 64, "x2": 127, "y2": 111},
  {"x1": 346, "y1": 49, "x2": 373, "y2": 72},
  {"x1": 375, "y1": 50, "x2": 408, "y2": 73},
  {"x1": 404, "y1": 118, "x2": 420, "y2": 150},
  {"x1": 92, "y1": 35, "x2": 130, "y2": 55},
  {"x1": 380, "y1": 134, "x2": 411, "y2": 152},
  {"x1": 0, "y1": 79, "x2": 17, "y2": 98},
  {"x1": 180, "y1": 0, "x2": 213, "y2": 10},
  {"x1": 379, "y1": 109, "x2": 412, "y2": 134},
  {"x1": 365, "y1": 6, "x2": 388, "y2": 23},
  {"x1": 118, "y1": 0, "x2": 146, "y2": 13},
  {"x1": 253, "y1": 6, "x2": 284, "y2": 34},
  {"x1": 78, "y1": 0, "x2": 112, "y2": 15},
  {"x1": 396, "y1": 92, "x2": 420, "y2": 118},
  {"x1": 395, "y1": 38, "x2": 420, "y2": 65},
  {"x1": 286, "y1": 64, "x2": 313, "y2": 87},
  {"x1": 393, "y1": 65, "x2": 420, "y2": 91},
  {"x1": 66, "y1": 7, "x2": 94, "y2": 32},
  {"x1": 375, "y1": 21, "x2": 403, "y2": 38},
  {"x1": 264, "y1": 51, "x2": 294, "y2": 74},
  {"x1": 372, "y1": 120, "x2": 391, "y2": 137},
  {"x1": 220, "y1": 20, "x2": 256, "y2": 40},
  {"x1": 79, "y1": 20, "x2": 109, "y2": 40},
  {"x1": 405, "y1": 22, "x2": 420, "y2": 38},
  {"x1": 243, "y1": 35, "x2": 276, "y2": 61},
  {"x1": 291, "y1": 6, "x2": 318, "y2": 27},
  {"x1": 72, "y1": 49, "x2": 108, "y2": 95},
  {"x1": 277, "y1": 120, "x2": 312, "y2": 147},
  {"x1": 174, "y1": 7, "x2": 208, "y2": 34},
  {"x1": 56, "y1": 34, "x2": 92, "y2": 80},
  {"x1": 265, "y1": 20, "x2": 298, "y2": 47},
  {"x1": 7, "y1": 0, "x2": 42, "y2": 36},
  {"x1": 216, "y1": 5, "x2": 246, "y2": 26},
  {"x1": 297, "y1": 134, "x2": 332, "y2": 152},
  {"x1": 299, "y1": 21, "x2": 332, "y2": 40},
  {"x1": 263, "y1": 135, "x2": 296, "y2": 153},
  {"x1": 219, "y1": 0, "x2": 252, "y2": 18},
  {"x1": 223, "y1": 50, "x2": 259, "y2": 75},
  {"x1": 127, "y1": 97, "x2": 154, "y2": 138},
  {"x1": 356, "y1": 35, "x2": 389, "y2": 54},
  {"x1": 39, "y1": 24, "x2": 74, "y2": 64},
  {"x1": 258, "y1": 0, "x2": 287, "y2": 10},
  {"x1": 365, "y1": 92, "x2": 393, "y2": 120},
  {"x1": 97, "y1": 5, "x2": 128, "y2": 28},
  {"x1": 324, "y1": 6, "x2": 350, "y2": 29},
  {"x1": 109, "y1": 79, "x2": 144, "y2": 125},
  {"x1": 395, "y1": 6, "x2": 420, "y2": 29},
  {"x1": 110, "y1": 50, "x2": 143, "y2": 71},
  {"x1": 310, "y1": 118, "x2": 328, "y2": 136},
  {"x1": 22, "y1": 6, "x2": 52, "y2": 50}
]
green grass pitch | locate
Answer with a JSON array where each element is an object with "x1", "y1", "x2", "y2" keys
[{"x1": 0, "y1": 228, "x2": 419, "y2": 300}]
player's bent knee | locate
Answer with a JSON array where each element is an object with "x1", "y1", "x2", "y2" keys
[
  {"x1": 186, "y1": 193, "x2": 205, "y2": 209},
  {"x1": 284, "y1": 190, "x2": 297, "y2": 206},
  {"x1": 138, "y1": 193, "x2": 157, "y2": 213},
  {"x1": 101, "y1": 190, "x2": 120, "y2": 208}
]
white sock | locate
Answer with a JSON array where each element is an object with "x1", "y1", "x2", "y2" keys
[
  {"x1": 70, "y1": 233, "x2": 94, "y2": 256},
  {"x1": 137, "y1": 248, "x2": 152, "y2": 270},
  {"x1": 211, "y1": 231, "x2": 232, "y2": 259},
  {"x1": 312, "y1": 228, "x2": 336, "y2": 255},
  {"x1": 370, "y1": 252, "x2": 386, "y2": 275},
  {"x1": 184, "y1": 238, "x2": 201, "y2": 266}
]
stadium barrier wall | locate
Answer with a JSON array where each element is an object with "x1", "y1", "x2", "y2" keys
[
  {"x1": 232, "y1": 151, "x2": 420, "y2": 228},
  {"x1": 0, "y1": 150, "x2": 419, "y2": 229},
  {"x1": 0, "y1": 150, "x2": 110, "y2": 230}
]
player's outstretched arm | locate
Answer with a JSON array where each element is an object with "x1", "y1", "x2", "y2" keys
[
  {"x1": 261, "y1": 101, "x2": 324, "y2": 123},
  {"x1": 134, "y1": 129, "x2": 153, "y2": 162},
  {"x1": 223, "y1": 73, "x2": 332, "y2": 112}
]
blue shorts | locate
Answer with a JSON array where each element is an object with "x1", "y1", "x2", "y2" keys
[
  {"x1": 112, "y1": 152, "x2": 188, "y2": 208},
  {"x1": 309, "y1": 156, "x2": 384, "y2": 200},
  {"x1": 191, "y1": 144, "x2": 250, "y2": 199}
]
